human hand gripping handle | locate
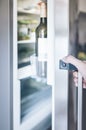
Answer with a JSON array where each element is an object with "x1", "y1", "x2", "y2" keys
[
  {"x1": 60, "y1": 55, "x2": 86, "y2": 130},
  {"x1": 62, "y1": 55, "x2": 86, "y2": 81},
  {"x1": 62, "y1": 55, "x2": 86, "y2": 88}
]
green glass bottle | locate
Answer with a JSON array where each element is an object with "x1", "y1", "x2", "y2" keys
[{"x1": 35, "y1": 2, "x2": 47, "y2": 82}]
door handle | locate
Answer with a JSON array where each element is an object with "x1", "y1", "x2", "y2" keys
[{"x1": 59, "y1": 60, "x2": 82, "y2": 130}]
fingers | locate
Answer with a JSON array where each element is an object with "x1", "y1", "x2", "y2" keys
[
  {"x1": 73, "y1": 77, "x2": 78, "y2": 87},
  {"x1": 73, "y1": 71, "x2": 86, "y2": 88},
  {"x1": 73, "y1": 71, "x2": 78, "y2": 87},
  {"x1": 82, "y1": 79, "x2": 86, "y2": 89},
  {"x1": 63, "y1": 55, "x2": 86, "y2": 80},
  {"x1": 73, "y1": 71, "x2": 78, "y2": 78}
]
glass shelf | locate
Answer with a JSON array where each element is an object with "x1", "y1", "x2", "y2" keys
[
  {"x1": 20, "y1": 77, "x2": 52, "y2": 122},
  {"x1": 18, "y1": 39, "x2": 35, "y2": 44},
  {"x1": 17, "y1": 9, "x2": 40, "y2": 15}
]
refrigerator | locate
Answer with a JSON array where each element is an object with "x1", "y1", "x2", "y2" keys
[
  {"x1": 0, "y1": 0, "x2": 54, "y2": 130},
  {"x1": 0, "y1": 0, "x2": 86, "y2": 130}
]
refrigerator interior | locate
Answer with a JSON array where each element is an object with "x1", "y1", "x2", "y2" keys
[{"x1": 17, "y1": 0, "x2": 52, "y2": 129}]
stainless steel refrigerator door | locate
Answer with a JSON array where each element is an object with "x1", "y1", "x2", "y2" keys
[
  {"x1": 69, "y1": 0, "x2": 86, "y2": 130},
  {"x1": 55, "y1": 0, "x2": 86, "y2": 130}
]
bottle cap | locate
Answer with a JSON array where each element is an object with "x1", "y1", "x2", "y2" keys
[{"x1": 38, "y1": 1, "x2": 47, "y2": 17}]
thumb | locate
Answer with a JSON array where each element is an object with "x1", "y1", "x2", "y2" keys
[{"x1": 62, "y1": 55, "x2": 86, "y2": 79}]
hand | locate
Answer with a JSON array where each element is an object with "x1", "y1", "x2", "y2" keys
[
  {"x1": 62, "y1": 55, "x2": 86, "y2": 88},
  {"x1": 73, "y1": 71, "x2": 86, "y2": 88}
]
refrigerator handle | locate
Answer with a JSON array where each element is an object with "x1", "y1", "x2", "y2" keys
[
  {"x1": 59, "y1": 60, "x2": 82, "y2": 130},
  {"x1": 78, "y1": 72, "x2": 82, "y2": 130}
]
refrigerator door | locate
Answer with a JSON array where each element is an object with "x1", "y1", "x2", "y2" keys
[
  {"x1": 54, "y1": 0, "x2": 69, "y2": 129},
  {"x1": 55, "y1": 0, "x2": 86, "y2": 130},
  {"x1": 69, "y1": 0, "x2": 86, "y2": 130}
]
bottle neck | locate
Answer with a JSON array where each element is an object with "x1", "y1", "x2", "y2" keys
[
  {"x1": 40, "y1": 17, "x2": 47, "y2": 24},
  {"x1": 40, "y1": 2, "x2": 47, "y2": 22}
]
